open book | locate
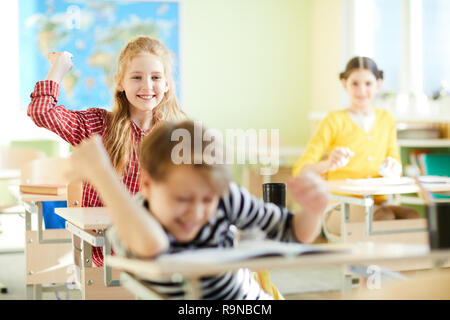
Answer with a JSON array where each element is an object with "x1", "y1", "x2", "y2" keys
[
  {"x1": 19, "y1": 184, "x2": 66, "y2": 196},
  {"x1": 156, "y1": 240, "x2": 352, "y2": 264},
  {"x1": 418, "y1": 175, "x2": 450, "y2": 184},
  {"x1": 345, "y1": 177, "x2": 414, "y2": 186}
]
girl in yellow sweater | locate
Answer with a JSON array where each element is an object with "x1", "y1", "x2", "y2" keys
[{"x1": 292, "y1": 57, "x2": 419, "y2": 235}]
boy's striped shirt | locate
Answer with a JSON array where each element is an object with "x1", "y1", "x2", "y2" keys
[{"x1": 108, "y1": 182, "x2": 298, "y2": 300}]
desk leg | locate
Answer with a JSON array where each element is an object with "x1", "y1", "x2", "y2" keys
[
  {"x1": 80, "y1": 240, "x2": 92, "y2": 300},
  {"x1": 25, "y1": 203, "x2": 33, "y2": 299},
  {"x1": 340, "y1": 203, "x2": 350, "y2": 240},
  {"x1": 26, "y1": 285, "x2": 34, "y2": 300},
  {"x1": 186, "y1": 278, "x2": 201, "y2": 300},
  {"x1": 34, "y1": 284, "x2": 42, "y2": 300},
  {"x1": 364, "y1": 196, "x2": 374, "y2": 236},
  {"x1": 341, "y1": 266, "x2": 353, "y2": 295}
]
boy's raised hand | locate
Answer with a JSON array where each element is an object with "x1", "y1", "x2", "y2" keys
[
  {"x1": 66, "y1": 135, "x2": 113, "y2": 185},
  {"x1": 327, "y1": 147, "x2": 354, "y2": 172},
  {"x1": 287, "y1": 171, "x2": 329, "y2": 217},
  {"x1": 45, "y1": 51, "x2": 74, "y2": 83}
]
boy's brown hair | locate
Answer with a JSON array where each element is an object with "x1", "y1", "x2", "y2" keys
[{"x1": 139, "y1": 120, "x2": 231, "y2": 196}]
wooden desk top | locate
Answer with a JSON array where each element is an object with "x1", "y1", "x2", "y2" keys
[
  {"x1": 19, "y1": 193, "x2": 67, "y2": 202},
  {"x1": 327, "y1": 178, "x2": 450, "y2": 196},
  {"x1": 55, "y1": 207, "x2": 111, "y2": 230},
  {"x1": 105, "y1": 242, "x2": 450, "y2": 279}
]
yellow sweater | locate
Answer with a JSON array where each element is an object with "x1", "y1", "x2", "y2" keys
[{"x1": 292, "y1": 109, "x2": 400, "y2": 202}]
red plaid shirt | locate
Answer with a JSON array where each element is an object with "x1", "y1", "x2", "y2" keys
[{"x1": 28, "y1": 80, "x2": 152, "y2": 267}]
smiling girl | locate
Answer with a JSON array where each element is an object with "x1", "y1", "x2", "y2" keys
[
  {"x1": 292, "y1": 56, "x2": 419, "y2": 236},
  {"x1": 28, "y1": 36, "x2": 185, "y2": 266}
]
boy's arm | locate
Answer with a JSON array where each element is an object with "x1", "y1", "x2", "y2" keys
[
  {"x1": 287, "y1": 171, "x2": 329, "y2": 243},
  {"x1": 224, "y1": 171, "x2": 328, "y2": 244},
  {"x1": 68, "y1": 135, "x2": 169, "y2": 259}
]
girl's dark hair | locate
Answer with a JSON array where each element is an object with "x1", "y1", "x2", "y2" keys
[{"x1": 339, "y1": 56, "x2": 384, "y2": 80}]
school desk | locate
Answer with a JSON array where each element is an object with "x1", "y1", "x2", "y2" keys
[
  {"x1": 54, "y1": 207, "x2": 133, "y2": 299},
  {"x1": 104, "y1": 242, "x2": 450, "y2": 299},
  {"x1": 10, "y1": 190, "x2": 73, "y2": 300},
  {"x1": 324, "y1": 178, "x2": 450, "y2": 243}
]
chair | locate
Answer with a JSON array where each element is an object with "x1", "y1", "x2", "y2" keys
[
  {"x1": 0, "y1": 146, "x2": 46, "y2": 171},
  {"x1": 20, "y1": 157, "x2": 76, "y2": 299},
  {"x1": 21, "y1": 157, "x2": 72, "y2": 230},
  {"x1": 0, "y1": 146, "x2": 46, "y2": 211}
]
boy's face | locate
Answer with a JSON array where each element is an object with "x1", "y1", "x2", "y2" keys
[{"x1": 141, "y1": 166, "x2": 220, "y2": 243}]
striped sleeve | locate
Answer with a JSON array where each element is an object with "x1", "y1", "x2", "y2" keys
[
  {"x1": 222, "y1": 183, "x2": 297, "y2": 243},
  {"x1": 28, "y1": 80, "x2": 108, "y2": 146}
]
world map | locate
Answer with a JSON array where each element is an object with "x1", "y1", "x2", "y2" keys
[{"x1": 19, "y1": 0, "x2": 180, "y2": 110}]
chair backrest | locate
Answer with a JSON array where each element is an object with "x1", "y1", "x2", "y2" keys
[
  {"x1": 0, "y1": 146, "x2": 46, "y2": 171},
  {"x1": 20, "y1": 157, "x2": 72, "y2": 185},
  {"x1": 67, "y1": 180, "x2": 83, "y2": 207}
]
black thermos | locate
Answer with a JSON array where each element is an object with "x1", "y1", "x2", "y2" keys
[
  {"x1": 427, "y1": 202, "x2": 450, "y2": 249},
  {"x1": 262, "y1": 183, "x2": 286, "y2": 207}
]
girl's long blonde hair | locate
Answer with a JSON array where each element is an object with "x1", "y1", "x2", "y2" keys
[{"x1": 104, "y1": 36, "x2": 185, "y2": 174}]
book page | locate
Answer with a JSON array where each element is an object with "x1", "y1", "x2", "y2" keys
[
  {"x1": 345, "y1": 177, "x2": 414, "y2": 186},
  {"x1": 156, "y1": 241, "x2": 351, "y2": 264},
  {"x1": 418, "y1": 175, "x2": 450, "y2": 184}
]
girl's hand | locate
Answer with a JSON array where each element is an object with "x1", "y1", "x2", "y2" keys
[
  {"x1": 379, "y1": 156, "x2": 402, "y2": 177},
  {"x1": 66, "y1": 135, "x2": 113, "y2": 184},
  {"x1": 45, "y1": 51, "x2": 74, "y2": 83},
  {"x1": 327, "y1": 147, "x2": 354, "y2": 172},
  {"x1": 287, "y1": 171, "x2": 329, "y2": 217}
]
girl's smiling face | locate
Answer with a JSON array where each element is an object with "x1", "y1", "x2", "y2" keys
[
  {"x1": 120, "y1": 52, "x2": 169, "y2": 115},
  {"x1": 140, "y1": 166, "x2": 220, "y2": 243},
  {"x1": 341, "y1": 68, "x2": 382, "y2": 111}
]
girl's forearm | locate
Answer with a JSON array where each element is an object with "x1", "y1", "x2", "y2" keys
[
  {"x1": 92, "y1": 166, "x2": 169, "y2": 258},
  {"x1": 45, "y1": 67, "x2": 65, "y2": 84}
]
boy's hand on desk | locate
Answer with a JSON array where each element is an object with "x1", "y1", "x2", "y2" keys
[
  {"x1": 66, "y1": 135, "x2": 114, "y2": 184},
  {"x1": 287, "y1": 171, "x2": 329, "y2": 217},
  {"x1": 45, "y1": 51, "x2": 74, "y2": 83},
  {"x1": 327, "y1": 147, "x2": 354, "y2": 172}
]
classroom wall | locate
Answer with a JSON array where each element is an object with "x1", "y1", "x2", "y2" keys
[
  {"x1": 1, "y1": 0, "x2": 346, "y2": 149},
  {"x1": 182, "y1": 0, "x2": 314, "y2": 146},
  {"x1": 310, "y1": 0, "x2": 343, "y2": 112}
]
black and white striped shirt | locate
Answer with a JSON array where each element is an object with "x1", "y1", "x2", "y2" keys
[{"x1": 108, "y1": 182, "x2": 298, "y2": 300}]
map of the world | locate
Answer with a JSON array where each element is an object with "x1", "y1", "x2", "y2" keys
[{"x1": 19, "y1": 0, "x2": 180, "y2": 110}]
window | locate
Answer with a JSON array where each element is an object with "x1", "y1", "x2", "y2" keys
[
  {"x1": 348, "y1": 0, "x2": 450, "y2": 99},
  {"x1": 373, "y1": 0, "x2": 402, "y2": 94},
  {"x1": 422, "y1": 0, "x2": 450, "y2": 96}
]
